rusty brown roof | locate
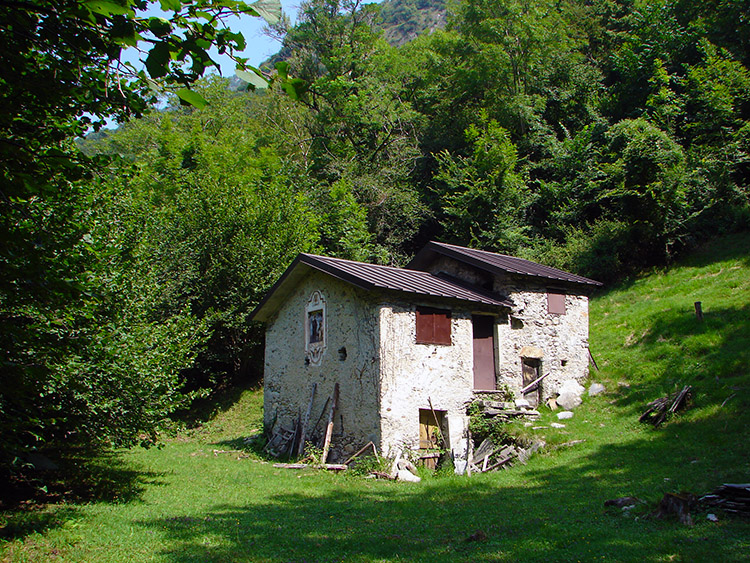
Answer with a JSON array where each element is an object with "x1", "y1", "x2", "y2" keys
[
  {"x1": 408, "y1": 241, "x2": 603, "y2": 287},
  {"x1": 251, "y1": 253, "x2": 513, "y2": 322}
]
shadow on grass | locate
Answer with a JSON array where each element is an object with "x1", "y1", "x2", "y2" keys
[
  {"x1": 0, "y1": 448, "x2": 168, "y2": 541},
  {"x1": 141, "y1": 409, "x2": 750, "y2": 563}
]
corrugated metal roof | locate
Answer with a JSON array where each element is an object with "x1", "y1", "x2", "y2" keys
[
  {"x1": 409, "y1": 241, "x2": 603, "y2": 287},
  {"x1": 251, "y1": 252, "x2": 512, "y2": 322},
  {"x1": 307, "y1": 254, "x2": 513, "y2": 305}
]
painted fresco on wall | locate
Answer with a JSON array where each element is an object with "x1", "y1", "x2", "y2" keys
[{"x1": 305, "y1": 291, "x2": 326, "y2": 365}]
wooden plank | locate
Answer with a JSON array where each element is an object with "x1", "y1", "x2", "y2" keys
[
  {"x1": 320, "y1": 383, "x2": 339, "y2": 464},
  {"x1": 296, "y1": 382, "x2": 317, "y2": 458}
]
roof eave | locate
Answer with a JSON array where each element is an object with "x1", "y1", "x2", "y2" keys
[{"x1": 410, "y1": 241, "x2": 603, "y2": 288}]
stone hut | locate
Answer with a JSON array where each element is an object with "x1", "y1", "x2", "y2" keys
[{"x1": 251, "y1": 241, "x2": 601, "y2": 470}]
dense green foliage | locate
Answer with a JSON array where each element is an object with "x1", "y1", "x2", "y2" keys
[
  {"x1": 0, "y1": 0, "x2": 280, "y2": 467},
  {"x1": 2, "y1": 0, "x2": 749, "y2": 470}
]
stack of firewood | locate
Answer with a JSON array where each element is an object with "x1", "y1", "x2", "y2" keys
[
  {"x1": 639, "y1": 385, "x2": 692, "y2": 427},
  {"x1": 700, "y1": 484, "x2": 750, "y2": 516}
]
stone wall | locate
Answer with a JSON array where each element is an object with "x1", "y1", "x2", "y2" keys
[
  {"x1": 424, "y1": 256, "x2": 591, "y2": 401},
  {"x1": 495, "y1": 280, "x2": 590, "y2": 401},
  {"x1": 263, "y1": 270, "x2": 381, "y2": 461},
  {"x1": 378, "y1": 301, "x2": 474, "y2": 464}
]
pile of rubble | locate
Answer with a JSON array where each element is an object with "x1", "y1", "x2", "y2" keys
[
  {"x1": 470, "y1": 398, "x2": 540, "y2": 420},
  {"x1": 467, "y1": 437, "x2": 546, "y2": 474}
]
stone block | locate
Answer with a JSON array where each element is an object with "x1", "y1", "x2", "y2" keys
[{"x1": 557, "y1": 392, "x2": 582, "y2": 409}]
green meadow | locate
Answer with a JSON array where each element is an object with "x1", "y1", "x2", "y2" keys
[{"x1": 2, "y1": 233, "x2": 750, "y2": 562}]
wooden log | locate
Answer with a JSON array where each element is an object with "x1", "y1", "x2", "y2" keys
[
  {"x1": 323, "y1": 464, "x2": 347, "y2": 471},
  {"x1": 296, "y1": 382, "x2": 317, "y2": 458},
  {"x1": 321, "y1": 383, "x2": 339, "y2": 464},
  {"x1": 312, "y1": 396, "x2": 331, "y2": 446},
  {"x1": 483, "y1": 455, "x2": 513, "y2": 472}
]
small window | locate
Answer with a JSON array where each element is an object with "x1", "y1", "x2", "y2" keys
[
  {"x1": 416, "y1": 307, "x2": 451, "y2": 345},
  {"x1": 419, "y1": 409, "x2": 446, "y2": 449},
  {"x1": 547, "y1": 291, "x2": 566, "y2": 315}
]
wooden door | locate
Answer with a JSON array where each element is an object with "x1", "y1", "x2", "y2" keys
[
  {"x1": 472, "y1": 315, "x2": 496, "y2": 390},
  {"x1": 522, "y1": 358, "x2": 541, "y2": 407}
]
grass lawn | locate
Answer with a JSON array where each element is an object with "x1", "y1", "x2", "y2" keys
[{"x1": 2, "y1": 233, "x2": 750, "y2": 562}]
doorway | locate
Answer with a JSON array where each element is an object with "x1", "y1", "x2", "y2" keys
[
  {"x1": 472, "y1": 315, "x2": 496, "y2": 390},
  {"x1": 522, "y1": 357, "x2": 542, "y2": 407}
]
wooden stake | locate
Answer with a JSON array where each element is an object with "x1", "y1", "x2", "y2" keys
[
  {"x1": 296, "y1": 382, "x2": 317, "y2": 458},
  {"x1": 695, "y1": 301, "x2": 703, "y2": 321},
  {"x1": 320, "y1": 383, "x2": 339, "y2": 464},
  {"x1": 588, "y1": 349, "x2": 600, "y2": 371},
  {"x1": 343, "y1": 441, "x2": 379, "y2": 466}
]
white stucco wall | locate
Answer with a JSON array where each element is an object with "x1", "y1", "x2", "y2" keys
[
  {"x1": 378, "y1": 303, "x2": 474, "y2": 464},
  {"x1": 263, "y1": 270, "x2": 381, "y2": 461}
]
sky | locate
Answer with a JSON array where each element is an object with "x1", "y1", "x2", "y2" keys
[{"x1": 131, "y1": 0, "x2": 382, "y2": 78}]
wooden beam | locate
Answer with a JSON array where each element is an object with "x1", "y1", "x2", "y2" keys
[
  {"x1": 321, "y1": 383, "x2": 339, "y2": 464},
  {"x1": 296, "y1": 382, "x2": 317, "y2": 458}
]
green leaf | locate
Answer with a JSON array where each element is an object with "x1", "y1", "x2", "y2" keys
[
  {"x1": 84, "y1": 0, "x2": 133, "y2": 17},
  {"x1": 275, "y1": 60, "x2": 290, "y2": 80},
  {"x1": 236, "y1": 69, "x2": 268, "y2": 89},
  {"x1": 282, "y1": 78, "x2": 308, "y2": 100},
  {"x1": 145, "y1": 42, "x2": 171, "y2": 78},
  {"x1": 147, "y1": 17, "x2": 172, "y2": 38},
  {"x1": 176, "y1": 88, "x2": 209, "y2": 109},
  {"x1": 159, "y1": 0, "x2": 181, "y2": 11},
  {"x1": 248, "y1": 0, "x2": 282, "y2": 25}
]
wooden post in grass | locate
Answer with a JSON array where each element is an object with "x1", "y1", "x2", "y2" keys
[{"x1": 694, "y1": 301, "x2": 703, "y2": 321}]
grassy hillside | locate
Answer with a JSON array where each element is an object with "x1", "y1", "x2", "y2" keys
[{"x1": 2, "y1": 233, "x2": 749, "y2": 562}]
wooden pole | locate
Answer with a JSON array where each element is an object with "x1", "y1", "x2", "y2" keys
[
  {"x1": 695, "y1": 301, "x2": 703, "y2": 321},
  {"x1": 296, "y1": 382, "x2": 317, "y2": 458},
  {"x1": 520, "y1": 372, "x2": 550, "y2": 394},
  {"x1": 428, "y1": 397, "x2": 447, "y2": 449},
  {"x1": 320, "y1": 383, "x2": 339, "y2": 464}
]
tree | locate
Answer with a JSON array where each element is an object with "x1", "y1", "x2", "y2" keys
[
  {"x1": 90, "y1": 79, "x2": 319, "y2": 386},
  {"x1": 432, "y1": 116, "x2": 530, "y2": 252},
  {"x1": 282, "y1": 0, "x2": 429, "y2": 263},
  {"x1": 0, "y1": 0, "x2": 281, "y2": 468}
]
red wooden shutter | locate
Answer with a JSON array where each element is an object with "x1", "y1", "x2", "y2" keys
[
  {"x1": 547, "y1": 292, "x2": 566, "y2": 315},
  {"x1": 416, "y1": 307, "x2": 452, "y2": 345}
]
